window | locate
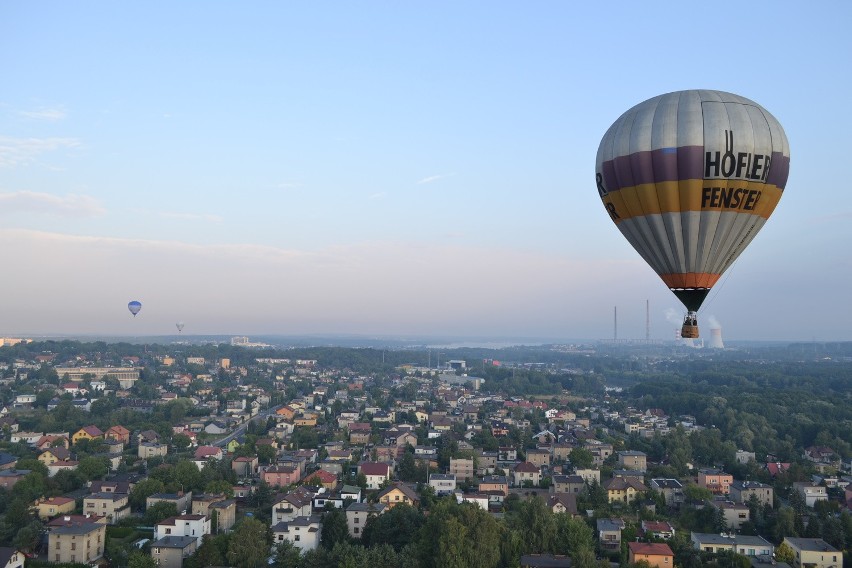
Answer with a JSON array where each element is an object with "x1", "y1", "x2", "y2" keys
[
  {"x1": 294, "y1": 535, "x2": 300, "y2": 541},
  {"x1": 354, "y1": 528, "x2": 359, "y2": 534}
]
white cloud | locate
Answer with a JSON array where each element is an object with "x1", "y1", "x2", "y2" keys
[
  {"x1": 158, "y1": 211, "x2": 223, "y2": 223},
  {"x1": 18, "y1": 107, "x2": 67, "y2": 121},
  {"x1": 0, "y1": 136, "x2": 81, "y2": 168},
  {"x1": 0, "y1": 191, "x2": 105, "y2": 217},
  {"x1": 416, "y1": 173, "x2": 455, "y2": 185}
]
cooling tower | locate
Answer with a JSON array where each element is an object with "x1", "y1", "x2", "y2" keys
[{"x1": 708, "y1": 328, "x2": 724, "y2": 349}]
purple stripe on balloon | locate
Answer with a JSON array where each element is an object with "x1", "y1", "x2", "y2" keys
[
  {"x1": 766, "y1": 152, "x2": 790, "y2": 190},
  {"x1": 600, "y1": 146, "x2": 705, "y2": 192}
]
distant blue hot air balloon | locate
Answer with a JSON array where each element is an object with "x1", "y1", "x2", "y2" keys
[{"x1": 128, "y1": 301, "x2": 142, "y2": 317}]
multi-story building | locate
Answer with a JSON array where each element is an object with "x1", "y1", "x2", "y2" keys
[
  {"x1": 154, "y1": 515, "x2": 210, "y2": 548},
  {"x1": 792, "y1": 482, "x2": 828, "y2": 508},
  {"x1": 691, "y1": 533, "x2": 773, "y2": 557},
  {"x1": 429, "y1": 474, "x2": 457, "y2": 496},
  {"x1": 345, "y1": 502, "x2": 385, "y2": 538},
  {"x1": 449, "y1": 458, "x2": 475, "y2": 481},
  {"x1": 650, "y1": 479, "x2": 684, "y2": 507},
  {"x1": 617, "y1": 451, "x2": 647, "y2": 472},
  {"x1": 627, "y1": 542, "x2": 674, "y2": 568},
  {"x1": 697, "y1": 469, "x2": 733, "y2": 495},
  {"x1": 83, "y1": 493, "x2": 130, "y2": 523},
  {"x1": 149, "y1": 536, "x2": 197, "y2": 568},
  {"x1": 783, "y1": 538, "x2": 841, "y2": 568},
  {"x1": 48, "y1": 522, "x2": 106, "y2": 564},
  {"x1": 272, "y1": 516, "x2": 322, "y2": 552},
  {"x1": 730, "y1": 480, "x2": 774, "y2": 508}
]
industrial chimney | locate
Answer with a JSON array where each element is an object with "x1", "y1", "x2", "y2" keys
[{"x1": 707, "y1": 327, "x2": 724, "y2": 349}]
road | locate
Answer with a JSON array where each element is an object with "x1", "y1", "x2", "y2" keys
[{"x1": 212, "y1": 404, "x2": 283, "y2": 448}]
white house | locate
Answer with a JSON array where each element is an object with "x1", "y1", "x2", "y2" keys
[
  {"x1": 154, "y1": 515, "x2": 210, "y2": 548},
  {"x1": 271, "y1": 516, "x2": 322, "y2": 552}
]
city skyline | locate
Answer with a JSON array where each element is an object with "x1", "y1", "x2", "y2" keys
[{"x1": 2, "y1": 2, "x2": 851, "y2": 341}]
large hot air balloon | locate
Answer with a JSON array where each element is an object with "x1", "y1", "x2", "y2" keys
[
  {"x1": 595, "y1": 90, "x2": 789, "y2": 339},
  {"x1": 176, "y1": 322, "x2": 184, "y2": 333},
  {"x1": 128, "y1": 301, "x2": 142, "y2": 317}
]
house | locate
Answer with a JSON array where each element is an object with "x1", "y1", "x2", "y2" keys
[
  {"x1": 429, "y1": 473, "x2": 457, "y2": 496},
  {"x1": 617, "y1": 450, "x2": 647, "y2": 472},
  {"x1": 84, "y1": 492, "x2": 130, "y2": 523},
  {"x1": 641, "y1": 520, "x2": 675, "y2": 540},
  {"x1": 691, "y1": 533, "x2": 773, "y2": 557},
  {"x1": 730, "y1": 480, "x2": 773, "y2": 508},
  {"x1": 0, "y1": 454, "x2": 16, "y2": 471},
  {"x1": 231, "y1": 456, "x2": 258, "y2": 478},
  {"x1": 194, "y1": 445, "x2": 223, "y2": 461},
  {"x1": 72, "y1": 425, "x2": 104, "y2": 445},
  {"x1": 479, "y1": 475, "x2": 510, "y2": 498},
  {"x1": 263, "y1": 465, "x2": 301, "y2": 487},
  {"x1": 345, "y1": 502, "x2": 385, "y2": 538},
  {"x1": 0, "y1": 469, "x2": 31, "y2": 489},
  {"x1": 597, "y1": 518, "x2": 626, "y2": 552},
  {"x1": 697, "y1": 468, "x2": 733, "y2": 495},
  {"x1": 765, "y1": 462, "x2": 791, "y2": 477},
  {"x1": 191, "y1": 494, "x2": 236, "y2": 533},
  {"x1": 304, "y1": 469, "x2": 338, "y2": 490},
  {"x1": 449, "y1": 458, "x2": 475, "y2": 480},
  {"x1": 138, "y1": 442, "x2": 168, "y2": 459},
  {"x1": 46, "y1": 461, "x2": 79, "y2": 478},
  {"x1": 792, "y1": 482, "x2": 828, "y2": 507},
  {"x1": 574, "y1": 468, "x2": 601, "y2": 485},
  {"x1": 603, "y1": 477, "x2": 648, "y2": 504},
  {"x1": 34, "y1": 496, "x2": 76, "y2": 520},
  {"x1": 0, "y1": 548, "x2": 24, "y2": 568},
  {"x1": 627, "y1": 542, "x2": 674, "y2": 568},
  {"x1": 137, "y1": 430, "x2": 161, "y2": 445},
  {"x1": 90, "y1": 480, "x2": 132, "y2": 494},
  {"x1": 272, "y1": 489, "x2": 315, "y2": 524},
  {"x1": 513, "y1": 462, "x2": 541, "y2": 487},
  {"x1": 552, "y1": 474, "x2": 585, "y2": 495},
  {"x1": 38, "y1": 447, "x2": 72, "y2": 466},
  {"x1": 34, "y1": 435, "x2": 68, "y2": 450},
  {"x1": 650, "y1": 479, "x2": 685, "y2": 508},
  {"x1": 547, "y1": 493, "x2": 578, "y2": 516},
  {"x1": 105, "y1": 425, "x2": 131, "y2": 444},
  {"x1": 147, "y1": 492, "x2": 192, "y2": 515},
  {"x1": 377, "y1": 482, "x2": 420, "y2": 509},
  {"x1": 149, "y1": 536, "x2": 198, "y2": 568},
  {"x1": 783, "y1": 538, "x2": 841, "y2": 568},
  {"x1": 359, "y1": 462, "x2": 391, "y2": 490},
  {"x1": 48, "y1": 522, "x2": 106, "y2": 564},
  {"x1": 271, "y1": 515, "x2": 322, "y2": 552},
  {"x1": 154, "y1": 515, "x2": 210, "y2": 547},
  {"x1": 526, "y1": 448, "x2": 551, "y2": 468}
]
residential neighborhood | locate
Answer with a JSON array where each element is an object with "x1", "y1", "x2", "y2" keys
[{"x1": 0, "y1": 339, "x2": 850, "y2": 568}]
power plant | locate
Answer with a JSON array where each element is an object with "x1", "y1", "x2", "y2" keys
[{"x1": 707, "y1": 327, "x2": 725, "y2": 349}]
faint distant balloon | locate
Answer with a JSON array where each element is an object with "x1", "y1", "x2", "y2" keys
[
  {"x1": 128, "y1": 301, "x2": 142, "y2": 317},
  {"x1": 176, "y1": 322, "x2": 185, "y2": 333}
]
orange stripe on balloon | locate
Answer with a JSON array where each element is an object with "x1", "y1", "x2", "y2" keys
[{"x1": 659, "y1": 273, "x2": 721, "y2": 289}]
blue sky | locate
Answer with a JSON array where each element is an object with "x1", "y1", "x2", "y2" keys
[{"x1": 1, "y1": 2, "x2": 850, "y2": 341}]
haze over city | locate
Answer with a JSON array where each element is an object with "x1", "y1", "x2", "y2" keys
[{"x1": 1, "y1": 2, "x2": 850, "y2": 341}]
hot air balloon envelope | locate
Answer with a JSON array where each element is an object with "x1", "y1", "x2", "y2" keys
[
  {"x1": 128, "y1": 301, "x2": 142, "y2": 317},
  {"x1": 595, "y1": 90, "x2": 790, "y2": 337}
]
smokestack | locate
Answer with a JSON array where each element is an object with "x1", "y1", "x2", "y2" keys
[
  {"x1": 708, "y1": 328, "x2": 724, "y2": 349},
  {"x1": 646, "y1": 300, "x2": 650, "y2": 341},
  {"x1": 614, "y1": 306, "x2": 617, "y2": 340}
]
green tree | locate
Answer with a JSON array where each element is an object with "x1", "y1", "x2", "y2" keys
[
  {"x1": 128, "y1": 551, "x2": 158, "y2": 568},
  {"x1": 227, "y1": 518, "x2": 270, "y2": 568},
  {"x1": 78, "y1": 456, "x2": 110, "y2": 481},
  {"x1": 775, "y1": 542, "x2": 794, "y2": 564},
  {"x1": 145, "y1": 501, "x2": 178, "y2": 525},
  {"x1": 320, "y1": 507, "x2": 349, "y2": 550},
  {"x1": 129, "y1": 478, "x2": 165, "y2": 511},
  {"x1": 569, "y1": 447, "x2": 594, "y2": 469}
]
